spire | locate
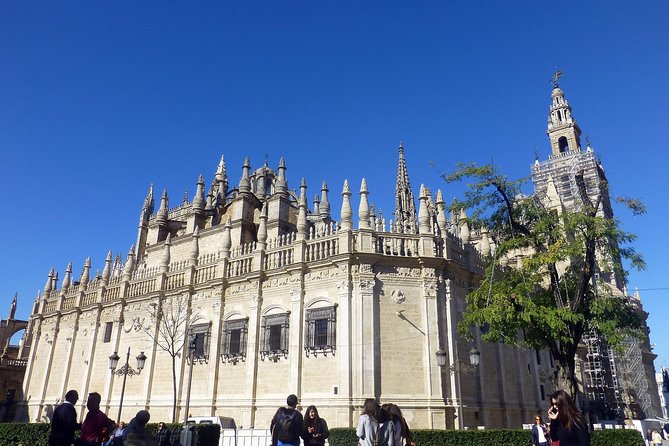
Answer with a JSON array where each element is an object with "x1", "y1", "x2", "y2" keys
[
  {"x1": 275, "y1": 158, "x2": 288, "y2": 195},
  {"x1": 340, "y1": 180, "x2": 353, "y2": 230},
  {"x1": 435, "y1": 189, "x2": 448, "y2": 237},
  {"x1": 358, "y1": 179, "x2": 370, "y2": 229},
  {"x1": 102, "y1": 250, "x2": 112, "y2": 285},
  {"x1": 547, "y1": 69, "x2": 582, "y2": 156},
  {"x1": 394, "y1": 143, "x2": 417, "y2": 234},
  {"x1": 459, "y1": 208, "x2": 470, "y2": 243},
  {"x1": 156, "y1": 190, "x2": 169, "y2": 225},
  {"x1": 319, "y1": 181, "x2": 330, "y2": 219},
  {"x1": 418, "y1": 184, "x2": 431, "y2": 234},
  {"x1": 122, "y1": 246, "x2": 136, "y2": 281},
  {"x1": 297, "y1": 178, "x2": 308, "y2": 237},
  {"x1": 79, "y1": 257, "x2": 91, "y2": 289},
  {"x1": 61, "y1": 262, "x2": 73, "y2": 293},
  {"x1": 215, "y1": 154, "x2": 229, "y2": 197},
  {"x1": 9, "y1": 293, "x2": 17, "y2": 319},
  {"x1": 238, "y1": 157, "x2": 251, "y2": 193},
  {"x1": 313, "y1": 193, "x2": 320, "y2": 216},
  {"x1": 480, "y1": 228, "x2": 491, "y2": 257},
  {"x1": 142, "y1": 184, "x2": 154, "y2": 217},
  {"x1": 193, "y1": 174, "x2": 206, "y2": 215}
]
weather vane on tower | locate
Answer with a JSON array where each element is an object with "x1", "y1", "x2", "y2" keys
[{"x1": 551, "y1": 67, "x2": 563, "y2": 88}]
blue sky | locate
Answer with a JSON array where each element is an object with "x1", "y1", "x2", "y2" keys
[{"x1": 2, "y1": 2, "x2": 668, "y2": 369}]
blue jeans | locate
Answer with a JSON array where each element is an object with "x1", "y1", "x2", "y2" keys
[{"x1": 278, "y1": 441, "x2": 299, "y2": 446}]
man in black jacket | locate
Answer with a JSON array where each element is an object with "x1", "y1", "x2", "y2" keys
[
  {"x1": 49, "y1": 389, "x2": 81, "y2": 446},
  {"x1": 270, "y1": 394, "x2": 303, "y2": 446}
]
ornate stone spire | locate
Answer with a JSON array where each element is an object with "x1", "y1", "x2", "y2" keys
[
  {"x1": 61, "y1": 262, "x2": 73, "y2": 293},
  {"x1": 102, "y1": 250, "x2": 112, "y2": 284},
  {"x1": 142, "y1": 184, "x2": 154, "y2": 217},
  {"x1": 358, "y1": 179, "x2": 370, "y2": 229},
  {"x1": 418, "y1": 184, "x2": 431, "y2": 234},
  {"x1": 215, "y1": 154, "x2": 228, "y2": 198},
  {"x1": 394, "y1": 143, "x2": 417, "y2": 234},
  {"x1": 435, "y1": 189, "x2": 448, "y2": 237},
  {"x1": 193, "y1": 174, "x2": 206, "y2": 215},
  {"x1": 156, "y1": 190, "x2": 169, "y2": 225},
  {"x1": 238, "y1": 157, "x2": 251, "y2": 193},
  {"x1": 222, "y1": 218, "x2": 232, "y2": 257},
  {"x1": 79, "y1": 257, "x2": 91, "y2": 289},
  {"x1": 275, "y1": 158, "x2": 288, "y2": 195},
  {"x1": 122, "y1": 246, "x2": 136, "y2": 281},
  {"x1": 297, "y1": 178, "x2": 308, "y2": 237},
  {"x1": 340, "y1": 180, "x2": 352, "y2": 230},
  {"x1": 319, "y1": 181, "x2": 330, "y2": 219},
  {"x1": 547, "y1": 70, "x2": 582, "y2": 155},
  {"x1": 459, "y1": 208, "x2": 470, "y2": 243}
]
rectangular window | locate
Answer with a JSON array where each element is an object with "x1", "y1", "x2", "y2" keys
[
  {"x1": 221, "y1": 318, "x2": 248, "y2": 363},
  {"x1": 304, "y1": 306, "x2": 336, "y2": 356},
  {"x1": 540, "y1": 384, "x2": 545, "y2": 401},
  {"x1": 103, "y1": 322, "x2": 113, "y2": 343},
  {"x1": 187, "y1": 322, "x2": 211, "y2": 364},
  {"x1": 260, "y1": 313, "x2": 290, "y2": 360},
  {"x1": 535, "y1": 348, "x2": 542, "y2": 365}
]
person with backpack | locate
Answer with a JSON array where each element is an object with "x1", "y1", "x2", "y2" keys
[
  {"x1": 271, "y1": 394, "x2": 304, "y2": 446},
  {"x1": 356, "y1": 398, "x2": 395, "y2": 446}
]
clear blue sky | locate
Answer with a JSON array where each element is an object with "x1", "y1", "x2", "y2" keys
[{"x1": 2, "y1": 2, "x2": 668, "y2": 368}]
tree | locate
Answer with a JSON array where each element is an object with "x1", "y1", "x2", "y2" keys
[
  {"x1": 444, "y1": 163, "x2": 645, "y2": 398},
  {"x1": 144, "y1": 293, "x2": 202, "y2": 423}
]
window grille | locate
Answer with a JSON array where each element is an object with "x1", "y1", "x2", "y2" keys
[
  {"x1": 103, "y1": 322, "x2": 113, "y2": 343},
  {"x1": 260, "y1": 313, "x2": 290, "y2": 361},
  {"x1": 304, "y1": 305, "x2": 336, "y2": 357},
  {"x1": 221, "y1": 318, "x2": 248, "y2": 363},
  {"x1": 187, "y1": 322, "x2": 211, "y2": 364}
]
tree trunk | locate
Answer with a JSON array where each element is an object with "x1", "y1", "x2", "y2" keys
[{"x1": 171, "y1": 354, "x2": 177, "y2": 423}]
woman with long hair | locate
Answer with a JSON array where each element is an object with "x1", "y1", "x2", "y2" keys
[
  {"x1": 356, "y1": 398, "x2": 395, "y2": 446},
  {"x1": 381, "y1": 404, "x2": 414, "y2": 446},
  {"x1": 547, "y1": 390, "x2": 590, "y2": 446},
  {"x1": 301, "y1": 405, "x2": 329, "y2": 446}
]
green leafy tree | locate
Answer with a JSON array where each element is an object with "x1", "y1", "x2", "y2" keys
[{"x1": 444, "y1": 163, "x2": 645, "y2": 398}]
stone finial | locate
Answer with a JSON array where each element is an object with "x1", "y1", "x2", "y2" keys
[
  {"x1": 102, "y1": 250, "x2": 112, "y2": 284},
  {"x1": 80, "y1": 257, "x2": 91, "y2": 289},
  {"x1": 459, "y1": 208, "x2": 470, "y2": 243},
  {"x1": 193, "y1": 174, "x2": 206, "y2": 214},
  {"x1": 215, "y1": 154, "x2": 229, "y2": 195},
  {"x1": 222, "y1": 218, "x2": 232, "y2": 257},
  {"x1": 358, "y1": 179, "x2": 370, "y2": 229},
  {"x1": 320, "y1": 181, "x2": 331, "y2": 219},
  {"x1": 122, "y1": 246, "x2": 136, "y2": 281},
  {"x1": 156, "y1": 190, "x2": 169, "y2": 225},
  {"x1": 275, "y1": 157, "x2": 288, "y2": 195},
  {"x1": 435, "y1": 189, "x2": 447, "y2": 237},
  {"x1": 141, "y1": 183, "x2": 155, "y2": 217},
  {"x1": 340, "y1": 179, "x2": 353, "y2": 230},
  {"x1": 256, "y1": 168, "x2": 266, "y2": 199},
  {"x1": 418, "y1": 184, "x2": 431, "y2": 235},
  {"x1": 52, "y1": 270, "x2": 59, "y2": 292},
  {"x1": 480, "y1": 228, "x2": 491, "y2": 257},
  {"x1": 160, "y1": 234, "x2": 172, "y2": 273},
  {"x1": 61, "y1": 262, "x2": 73, "y2": 293},
  {"x1": 238, "y1": 157, "x2": 252, "y2": 193},
  {"x1": 189, "y1": 227, "x2": 199, "y2": 267},
  {"x1": 297, "y1": 178, "x2": 308, "y2": 237},
  {"x1": 44, "y1": 268, "x2": 54, "y2": 295},
  {"x1": 258, "y1": 204, "x2": 268, "y2": 248},
  {"x1": 634, "y1": 287, "x2": 641, "y2": 301},
  {"x1": 313, "y1": 193, "x2": 320, "y2": 216}
]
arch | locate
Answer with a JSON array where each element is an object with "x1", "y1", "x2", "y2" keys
[
  {"x1": 261, "y1": 304, "x2": 290, "y2": 316},
  {"x1": 223, "y1": 311, "x2": 248, "y2": 321},
  {"x1": 304, "y1": 297, "x2": 335, "y2": 309},
  {"x1": 558, "y1": 136, "x2": 570, "y2": 153}
]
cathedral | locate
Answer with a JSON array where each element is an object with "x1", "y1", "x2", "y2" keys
[{"x1": 16, "y1": 79, "x2": 660, "y2": 428}]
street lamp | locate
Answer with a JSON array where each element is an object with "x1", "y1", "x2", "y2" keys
[
  {"x1": 436, "y1": 346, "x2": 480, "y2": 429},
  {"x1": 181, "y1": 334, "x2": 198, "y2": 446},
  {"x1": 109, "y1": 347, "x2": 147, "y2": 423}
]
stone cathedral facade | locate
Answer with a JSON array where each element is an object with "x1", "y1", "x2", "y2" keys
[{"x1": 18, "y1": 144, "x2": 556, "y2": 429}]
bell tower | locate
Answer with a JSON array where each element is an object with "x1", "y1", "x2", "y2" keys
[{"x1": 547, "y1": 70, "x2": 582, "y2": 156}]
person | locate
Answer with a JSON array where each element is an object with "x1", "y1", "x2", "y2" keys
[
  {"x1": 270, "y1": 394, "x2": 304, "y2": 446},
  {"x1": 104, "y1": 421, "x2": 126, "y2": 446},
  {"x1": 531, "y1": 415, "x2": 549, "y2": 446},
  {"x1": 301, "y1": 405, "x2": 329, "y2": 446},
  {"x1": 651, "y1": 429, "x2": 663, "y2": 446},
  {"x1": 79, "y1": 392, "x2": 116, "y2": 446},
  {"x1": 125, "y1": 410, "x2": 155, "y2": 446},
  {"x1": 154, "y1": 421, "x2": 169, "y2": 446},
  {"x1": 49, "y1": 389, "x2": 81, "y2": 446},
  {"x1": 356, "y1": 398, "x2": 394, "y2": 446},
  {"x1": 382, "y1": 403, "x2": 413, "y2": 446},
  {"x1": 547, "y1": 390, "x2": 589, "y2": 446}
]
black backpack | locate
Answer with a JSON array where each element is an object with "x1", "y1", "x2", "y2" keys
[{"x1": 276, "y1": 410, "x2": 297, "y2": 442}]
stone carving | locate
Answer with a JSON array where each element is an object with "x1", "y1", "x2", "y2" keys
[
  {"x1": 123, "y1": 316, "x2": 146, "y2": 333},
  {"x1": 377, "y1": 266, "x2": 421, "y2": 278},
  {"x1": 390, "y1": 289, "x2": 405, "y2": 304},
  {"x1": 228, "y1": 282, "x2": 258, "y2": 295},
  {"x1": 358, "y1": 279, "x2": 374, "y2": 292}
]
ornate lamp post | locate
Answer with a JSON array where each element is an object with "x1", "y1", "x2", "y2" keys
[
  {"x1": 109, "y1": 347, "x2": 147, "y2": 422},
  {"x1": 183, "y1": 334, "x2": 197, "y2": 425},
  {"x1": 435, "y1": 347, "x2": 480, "y2": 429}
]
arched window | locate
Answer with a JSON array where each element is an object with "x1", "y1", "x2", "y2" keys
[{"x1": 558, "y1": 136, "x2": 569, "y2": 153}]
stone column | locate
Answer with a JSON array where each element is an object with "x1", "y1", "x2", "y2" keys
[{"x1": 289, "y1": 286, "x2": 304, "y2": 396}]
